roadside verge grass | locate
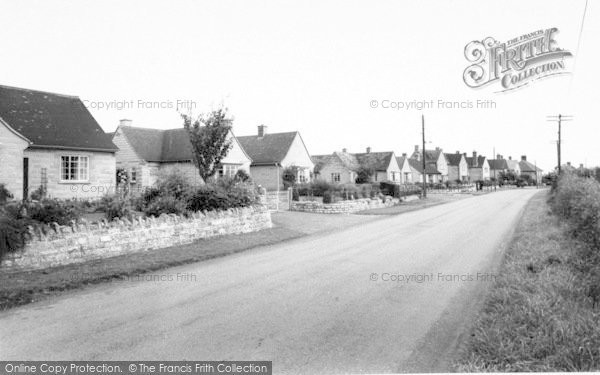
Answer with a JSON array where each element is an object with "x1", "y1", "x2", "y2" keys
[
  {"x1": 455, "y1": 191, "x2": 600, "y2": 371},
  {"x1": 0, "y1": 227, "x2": 303, "y2": 311}
]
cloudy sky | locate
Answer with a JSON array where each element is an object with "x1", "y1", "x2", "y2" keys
[{"x1": 1, "y1": 0, "x2": 597, "y2": 170}]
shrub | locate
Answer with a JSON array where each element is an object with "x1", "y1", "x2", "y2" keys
[
  {"x1": 186, "y1": 181, "x2": 259, "y2": 213},
  {"x1": 549, "y1": 172, "x2": 600, "y2": 247},
  {"x1": 143, "y1": 195, "x2": 189, "y2": 217},
  {"x1": 322, "y1": 190, "x2": 334, "y2": 204},
  {"x1": 291, "y1": 187, "x2": 299, "y2": 201},
  {"x1": 0, "y1": 207, "x2": 31, "y2": 260},
  {"x1": 0, "y1": 184, "x2": 13, "y2": 204},
  {"x1": 155, "y1": 170, "x2": 194, "y2": 200},
  {"x1": 26, "y1": 199, "x2": 80, "y2": 225},
  {"x1": 29, "y1": 185, "x2": 47, "y2": 201},
  {"x1": 234, "y1": 169, "x2": 251, "y2": 182},
  {"x1": 310, "y1": 180, "x2": 336, "y2": 197},
  {"x1": 99, "y1": 195, "x2": 134, "y2": 220}
]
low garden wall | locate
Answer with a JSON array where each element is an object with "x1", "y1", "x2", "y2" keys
[
  {"x1": 291, "y1": 197, "x2": 401, "y2": 214},
  {"x1": 1, "y1": 206, "x2": 272, "y2": 272}
]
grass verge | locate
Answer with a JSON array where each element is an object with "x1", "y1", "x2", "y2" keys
[
  {"x1": 0, "y1": 227, "x2": 303, "y2": 311},
  {"x1": 454, "y1": 191, "x2": 600, "y2": 371}
]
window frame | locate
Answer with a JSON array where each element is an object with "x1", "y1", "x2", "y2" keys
[{"x1": 60, "y1": 155, "x2": 90, "y2": 183}]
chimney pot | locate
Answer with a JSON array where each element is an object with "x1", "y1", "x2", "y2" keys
[
  {"x1": 414, "y1": 145, "x2": 419, "y2": 152},
  {"x1": 119, "y1": 119, "x2": 132, "y2": 126},
  {"x1": 258, "y1": 124, "x2": 267, "y2": 137},
  {"x1": 521, "y1": 155, "x2": 527, "y2": 161}
]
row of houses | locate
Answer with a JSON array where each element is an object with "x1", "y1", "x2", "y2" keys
[
  {"x1": 312, "y1": 146, "x2": 543, "y2": 186},
  {"x1": 0, "y1": 85, "x2": 315, "y2": 199},
  {"x1": 0, "y1": 84, "x2": 543, "y2": 201}
]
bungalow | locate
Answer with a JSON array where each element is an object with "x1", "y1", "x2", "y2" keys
[
  {"x1": 111, "y1": 120, "x2": 251, "y2": 190},
  {"x1": 465, "y1": 151, "x2": 491, "y2": 181},
  {"x1": 0, "y1": 85, "x2": 117, "y2": 200},
  {"x1": 411, "y1": 146, "x2": 449, "y2": 182},
  {"x1": 444, "y1": 152, "x2": 469, "y2": 183},
  {"x1": 313, "y1": 148, "x2": 402, "y2": 184},
  {"x1": 353, "y1": 148, "x2": 402, "y2": 183},
  {"x1": 519, "y1": 155, "x2": 543, "y2": 184},
  {"x1": 312, "y1": 149, "x2": 359, "y2": 184},
  {"x1": 395, "y1": 154, "x2": 414, "y2": 183},
  {"x1": 237, "y1": 125, "x2": 314, "y2": 191},
  {"x1": 407, "y1": 158, "x2": 424, "y2": 183}
]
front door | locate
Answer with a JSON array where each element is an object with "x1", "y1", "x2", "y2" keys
[{"x1": 22, "y1": 157, "x2": 29, "y2": 200}]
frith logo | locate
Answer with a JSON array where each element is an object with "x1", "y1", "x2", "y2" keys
[{"x1": 463, "y1": 28, "x2": 573, "y2": 92}]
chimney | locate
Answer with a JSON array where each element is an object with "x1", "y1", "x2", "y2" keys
[
  {"x1": 342, "y1": 148, "x2": 347, "y2": 153},
  {"x1": 414, "y1": 145, "x2": 419, "y2": 152},
  {"x1": 508, "y1": 156, "x2": 512, "y2": 160},
  {"x1": 521, "y1": 155, "x2": 527, "y2": 161},
  {"x1": 402, "y1": 153, "x2": 407, "y2": 157},
  {"x1": 463, "y1": 152, "x2": 467, "y2": 158},
  {"x1": 366, "y1": 147, "x2": 371, "y2": 154},
  {"x1": 258, "y1": 124, "x2": 267, "y2": 137},
  {"x1": 119, "y1": 119, "x2": 132, "y2": 127},
  {"x1": 567, "y1": 161, "x2": 571, "y2": 167},
  {"x1": 456, "y1": 151, "x2": 460, "y2": 154},
  {"x1": 435, "y1": 147, "x2": 440, "y2": 151},
  {"x1": 580, "y1": 163, "x2": 584, "y2": 169},
  {"x1": 497, "y1": 154, "x2": 503, "y2": 160},
  {"x1": 472, "y1": 151, "x2": 478, "y2": 166}
]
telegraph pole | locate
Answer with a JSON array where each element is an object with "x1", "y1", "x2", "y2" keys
[
  {"x1": 422, "y1": 114, "x2": 427, "y2": 198},
  {"x1": 547, "y1": 114, "x2": 573, "y2": 175}
]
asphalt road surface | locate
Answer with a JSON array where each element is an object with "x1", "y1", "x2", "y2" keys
[{"x1": 0, "y1": 189, "x2": 541, "y2": 373}]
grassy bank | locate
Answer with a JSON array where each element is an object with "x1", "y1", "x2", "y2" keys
[{"x1": 455, "y1": 191, "x2": 600, "y2": 371}]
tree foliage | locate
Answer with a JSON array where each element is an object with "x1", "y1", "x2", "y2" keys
[
  {"x1": 182, "y1": 108, "x2": 233, "y2": 181},
  {"x1": 355, "y1": 166, "x2": 374, "y2": 184}
]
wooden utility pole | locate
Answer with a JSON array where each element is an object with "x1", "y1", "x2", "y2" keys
[
  {"x1": 547, "y1": 114, "x2": 573, "y2": 175},
  {"x1": 422, "y1": 114, "x2": 427, "y2": 198}
]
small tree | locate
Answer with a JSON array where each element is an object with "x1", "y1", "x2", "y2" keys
[
  {"x1": 282, "y1": 166, "x2": 300, "y2": 188},
  {"x1": 183, "y1": 108, "x2": 233, "y2": 182},
  {"x1": 355, "y1": 166, "x2": 374, "y2": 184}
]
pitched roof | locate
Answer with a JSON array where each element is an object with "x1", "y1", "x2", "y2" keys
[
  {"x1": 0, "y1": 85, "x2": 117, "y2": 152},
  {"x1": 466, "y1": 156, "x2": 487, "y2": 168},
  {"x1": 408, "y1": 158, "x2": 424, "y2": 173},
  {"x1": 311, "y1": 154, "x2": 331, "y2": 173},
  {"x1": 488, "y1": 159, "x2": 509, "y2": 170},
  {"x1": 335, "y1": 151, "x2": 360, "y2": 171},
  {"x1": 425, "y1": 162, "x2": 441, "y2": 174},
  {"x1": 396, "y1": 156, "x2": 407, "y2": 169},
  {"x1": 444, "y1": 153, "x2": 464, "y2": 166},
  {"x1": 354, "y1": 152, "x2": 394, "y2": 171},
  {"x1": 237, "y1": 132, "x2": 298, "y2": 165},
  {"x1": 119, "y1": 126, "x2": 249, "y2": 163},
  {"x1": 519, "y1": 160, "x2": 542, "y2": 172}
]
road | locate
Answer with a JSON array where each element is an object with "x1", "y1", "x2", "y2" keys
[{"x1": 0, "y1": 189, "x2": 540, "y2": 373}]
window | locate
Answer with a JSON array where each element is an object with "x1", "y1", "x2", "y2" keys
[
  {"x1": 223, "y1": 164, "x2": 239, "y2": 178},
  {"x1": 130, "y1": 169, "x2": 137, "y2": 184},
  {"x1": 298, "y1": 170, "x2": 307, "y2": 183},
  {"x1": 331, "y1": 173, "x2": 340, "y2": 183},
  {"x1": 61, "y1": 156, "x2": 89, "y2": 182}
]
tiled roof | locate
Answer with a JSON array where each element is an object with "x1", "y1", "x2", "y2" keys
[
  {"x1": 425, "y1": 162, "x2": 441, "y2": 174},
  {"x1": 408, "y1": 158, "x2": 424, "y2": 173},
  {"x1": 0, "y1": 85, "x2": 117, "y2": 152},
  {"x1": 488, "y1": 159, "x2": 509, "y2": 170},
  {"x1": 354, "y1": 152, "x2": 394, "y2": 171},
  {"x1": 237, "y1": 132, "x2": 298, "y2": 165},
  {"x1": 519, "y1": 160, "x2": 542, "y2": 172},
  {"x1": 466, "y1": 156, "x2": 487, "y2": 168},
  {"x1": 444, "y1": 153, "x2": 464, "y2": 166},
  {"x1": 335, "y1": 151, "x2": 360, "y2": 171},
  {"x1": 119, "y1": 126, "x2": 249, "y2": 163},
  {"x1": 311, "y1": 154, "x2": 331, "y2": 173}
]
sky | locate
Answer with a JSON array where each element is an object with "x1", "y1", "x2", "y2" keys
[{"x1": 1, "y1": 0, "x2": 597, "y2": 171}]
